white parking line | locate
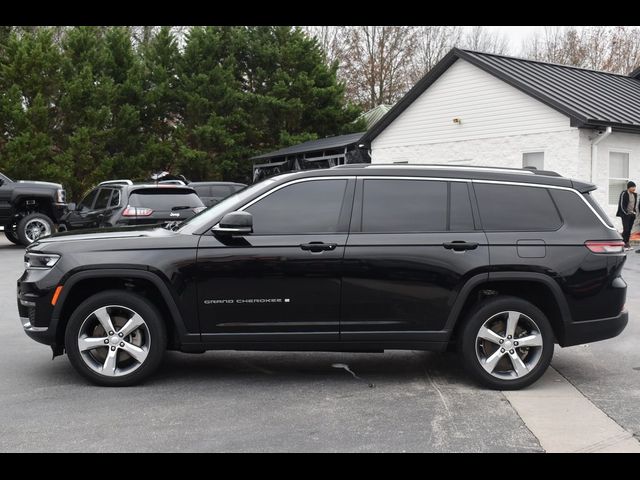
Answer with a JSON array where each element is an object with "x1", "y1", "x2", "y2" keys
[{"x1": 503, "y1": 367, "x2": 640, "y2": 453}]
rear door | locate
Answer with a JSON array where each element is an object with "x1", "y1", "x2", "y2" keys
[
  {"x1": 341, "y1": 177, "x2": 490, "y2": 342},
  {"x1": 0, "y1": 174, "x2": 12, "y2": 222}
]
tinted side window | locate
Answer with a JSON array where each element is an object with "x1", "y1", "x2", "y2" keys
[
  {"x1": 193, "y1": 186, "x2": 210, "y2": 197},
  {"x1": 210, "y1": 186, "x2": 233, "y2": 198},
  {"x1": 78, "y1": 189, "x2": 99, "y2": 210},
  {"x1": 109, "y1": 189, "x2": 121, "y2": 207},
  {"x1": 362, "y1": 179, "x2": 447, "y2": 232},
  {"x1": 94, "y1": 188, "x2": 112, "y2": 210},
  {"x1": 246, "y1": 180, "x2": 348, "y2": 234},
  {"x1": 450, "y1": 182, "x2": 475, "y2": 231},
  {"x1": 474, "y1": 183, "x2": 562, "y2": 231}
]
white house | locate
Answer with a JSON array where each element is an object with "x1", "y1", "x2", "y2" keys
[{"x1": 360, "y1": 48, "x2": 640, "y2": 226}]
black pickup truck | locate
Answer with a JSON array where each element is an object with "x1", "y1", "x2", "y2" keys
[{"x1": 0, "y1": 172, "x2": 68, "y2": 246}]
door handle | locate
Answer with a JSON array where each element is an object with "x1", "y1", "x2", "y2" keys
[
  {"x1": 443, "y1": 241, "x2": 479, "y2": 251},
  {"x1": 300, "y1": 242, "x2": 338, "y2": 252}
]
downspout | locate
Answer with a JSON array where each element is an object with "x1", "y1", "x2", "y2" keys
[{"x1": 590, "y1": 126, "x2": 612, "y2": 182}]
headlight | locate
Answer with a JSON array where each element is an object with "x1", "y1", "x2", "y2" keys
[
  {"x1": 56, "y1": 189, "x2": 66, "y2": 203},
  {"x1": 24, "y1": 253, "x2": 60, "y2": 270}
]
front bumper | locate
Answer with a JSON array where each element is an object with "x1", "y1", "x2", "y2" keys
[{"x1": 561, "y1": 310, "x2": 629, "y2": 347}]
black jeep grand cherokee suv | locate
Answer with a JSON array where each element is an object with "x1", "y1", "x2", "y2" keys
[{"x1": 17, "y1": 165, "x2": 628, "y2": 389}]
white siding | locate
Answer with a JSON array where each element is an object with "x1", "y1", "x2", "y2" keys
[
  {"x1": 581, "y1": 130, "x2": 640, "y2": 230},
  {"x1": 371, "y1": 58, "x2": 572, "y2": 151},
  {"x1": 372, "y1": 130, "x2": 581, "y2": 176}
]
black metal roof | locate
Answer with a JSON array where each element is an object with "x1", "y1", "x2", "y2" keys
[
  {"x1": 361, "y1": 48, "x2": 640, "y2": 144},
  {"x1": 251, "y1": 132, "x2": 365, "y2": 161}
]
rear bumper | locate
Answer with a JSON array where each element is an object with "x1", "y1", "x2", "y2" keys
[{"x1": 561, "y1": 311, "x2": 629, "y2": 347}]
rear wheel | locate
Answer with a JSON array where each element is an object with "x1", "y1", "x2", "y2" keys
[
  {"x1": 65, "y1": 290, "x2": 167, "y2": 387},
  {"x1": 16, "y1": 212, "x2": 54, "y2": 245},
  {"x1": 459, "y1": 296, "x2": 554, "y2": 390},
  {"x1": 4, "y1": 223, "x2": 20, "y2": 245}
]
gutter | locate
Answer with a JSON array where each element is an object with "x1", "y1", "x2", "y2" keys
[{"x1": 590, "y1": 126, "x2": 612, "y2": 182}]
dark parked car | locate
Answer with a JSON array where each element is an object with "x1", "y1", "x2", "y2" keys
[
  {"x1": 59, "y1": 182, "x2": 206, "y2": 231},
  {"x1": 18, "y1": 164, "x2": 627, "y2": 389},
  {"x1": 189, "y1": 181, "x2": 247, "y2": 207},
  {"x1": 0, "y1": 171, "x2": 68, "y2": 246}
]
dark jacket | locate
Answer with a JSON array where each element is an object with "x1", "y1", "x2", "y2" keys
[{"x1": 616, "y1": 190, "x2": 638, "y2": 217}]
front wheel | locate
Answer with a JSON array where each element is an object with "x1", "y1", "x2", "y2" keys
[
  {"x1": 459, "y1": 296, "x2": 554, "y2": 390},
  {"x1": 65, "y1": 291, "x2": 167, "y2": 386},
  {"x1": 16, "y1": 212, "x2": 54, "y2": 246}
]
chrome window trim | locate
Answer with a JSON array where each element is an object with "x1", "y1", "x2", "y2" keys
[
  {"x1": 236, "y1": 176, "x2": 356, "y2": 212},
  {"x1": 224, "y1": 174, "x2": 615, "y2": 233},
  {"x1": 471, "y1": 179, "x2": 617, "y2": 231}
]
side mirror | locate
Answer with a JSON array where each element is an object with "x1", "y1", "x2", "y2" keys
[
  {"x1": 212, "y1": 211, "x2": 253, "y2": 236},
  {"x1": 67, "y1": 203, "x2": 77, "y2": 211}
]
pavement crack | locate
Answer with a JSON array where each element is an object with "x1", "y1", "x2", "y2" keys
[{"x1": 331, "y1": 363, "x2": 375, "y2": 388}]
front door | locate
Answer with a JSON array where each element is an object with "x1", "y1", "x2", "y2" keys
[
  {"x1": 66, "y1": 188, "x2": 99, "y2": 230},
  {"x1": 341, "y1": 178, "x2": 490, "y2": 342},
  {"x1": 197, "y1": 178, "x2": 355, "y2": 342}
]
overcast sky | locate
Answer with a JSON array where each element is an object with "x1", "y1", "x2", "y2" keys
[{"x1": 481, "y1": 25, "x2": 545, "y2": 52}]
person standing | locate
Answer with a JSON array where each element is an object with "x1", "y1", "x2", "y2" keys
[{"x1": 616, "y1": 181, "x2": 637, "y2": 250}]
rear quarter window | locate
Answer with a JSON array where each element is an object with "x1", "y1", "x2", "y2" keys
[
  {"x1": 474, "y1": 183, "x2": 562, "y2": 231},
  {"x1": 549, "y1": 189, "x2": 613, "y2": 229}
]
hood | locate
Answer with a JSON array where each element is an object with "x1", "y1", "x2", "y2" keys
[
  {"x1": 29, "y1": 225, "x2": 170, "y2": 247},
  {"x1": 15, "y1": 180, "x2": 64, "y2": 189}
]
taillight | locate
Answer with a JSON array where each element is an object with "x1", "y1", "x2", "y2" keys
[
  {"x1": 585, "y1": 240, "x2": 625, "y2": 253},
  {"x1": 193, "y1": 206, "x2": 206, "y2": 214},
  {"x1": 122, "y1": 206, "x2": 153, "y2": 217}
]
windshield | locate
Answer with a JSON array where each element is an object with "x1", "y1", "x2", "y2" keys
[
  {"x1": 177, "y1": 178, "x2": 279, "y2": 234},
  {"x1": 0, "y1": 172, "x2": 13, "y2": 183}
]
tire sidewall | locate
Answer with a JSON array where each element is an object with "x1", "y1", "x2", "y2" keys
[
  {"x1": 4, "y1": 224, "x2": 20, "y2": 244},
  {"x1": 65, "y1": 290, "x2": 167, "y2": 387},
  {"x1": 17, "y1": 213, "x2": 54, "y2": 246},
  {"x1": 460, "y1": 296, "x2": 555, "y2": 390}
]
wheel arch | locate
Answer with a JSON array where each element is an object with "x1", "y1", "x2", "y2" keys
[
  {"x1": 52, "y1": 269, "x2": 191, "y2": 350},
  {"x1": 445, "y1": 272, "x2": 571, "y2": 346}
]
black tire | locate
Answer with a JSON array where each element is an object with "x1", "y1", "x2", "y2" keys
[
  {"x1": 459, "y1": 295, "x2": 554, "y2": 390},
  {"x1": 4, "y1": 224, "x2": 20, "y2": 245},
  {"x1": 16, "y1": 212, "x2": 54, "y2": 246},
  {"x1": 65, "y1": 290, "x2": 167, "y2": 387}
]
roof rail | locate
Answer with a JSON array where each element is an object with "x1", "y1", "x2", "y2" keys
[
  {"x1": 99, "y1": 179, "x2": 133, "y2": 186},
  {"x1": 333, "y1": 163, "x2": 541, "y2": 175}
]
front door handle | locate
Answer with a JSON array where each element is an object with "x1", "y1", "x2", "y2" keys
[
  {"x1": 300, "y1": 242, "x2": 338, "y2": 252},
  {"x1": 443, "y1": 241, "x2": 479, "y2": 251}
]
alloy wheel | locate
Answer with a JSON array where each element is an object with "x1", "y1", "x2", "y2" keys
[
  {"x1": 475, "y1": 310, "x2": 544, "y2": 380},
  {"x1": 77, "y1": 305, "x2": 151, "y2": 377},
  {"x1": 24, "y1": 218, "x2": 51, "y2": 242}
]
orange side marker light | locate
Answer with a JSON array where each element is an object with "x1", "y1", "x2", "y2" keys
[{"x1": 51, "y1": 286, "x2": 63, "y2": 306}]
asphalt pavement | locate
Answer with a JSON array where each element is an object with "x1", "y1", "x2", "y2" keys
[{"x1": 0, "y1": 236, "x2": 638, "y2": 452}]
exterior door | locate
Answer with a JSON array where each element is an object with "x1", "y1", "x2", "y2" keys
[
  {"x1": 341, "y1": 178, "x2": 490, "y2": 342},
  {"x1": 197, "y1": 178, "x2": 355, "y2": 342},
  {"x1": 0, "y1": 174, "x2": 12, "y2": 224},
  {"x1": 66, "y1": 188, "x2": 99, "y2": 229}
]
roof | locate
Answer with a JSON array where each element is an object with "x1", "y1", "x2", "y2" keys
[
  {"x1": 361, "y1": 48, "x2": 640, "y2": 144},
  {"x1": 358, "y1": 104, "x2": 393, "y2": 128},
  {"x1": 251, "y1": 132, "x2": 365, "y2": 161},
  {"x1": 255, "y1": 163, "x2": 594, "y2": 192}
]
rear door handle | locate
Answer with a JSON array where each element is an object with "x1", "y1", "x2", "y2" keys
[
  {"x1": 300, "y1": 242, "x2": 338, "y2": 252},
  {"x1": 443, "y1": 241, "x2": 479, "y2": 251}
]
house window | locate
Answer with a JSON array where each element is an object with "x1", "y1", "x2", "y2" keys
[
  {"x1": 523, "y1": 152, "x2": 544, "y2": 170},
  {"x1": 609, "y1": 151, "x2": 630, "y2": 205}
]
